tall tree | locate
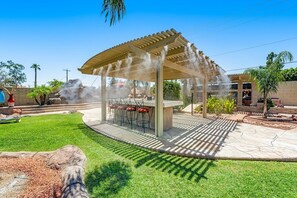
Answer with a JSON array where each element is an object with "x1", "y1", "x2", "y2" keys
[
  {"x1": 101, "y1": 0, "x2": 126, "y2": 26},
  {"x1": 245, "y1": 51, "x2": 293, "y2": 117},
  {"x1": 0, "y1": 60, "x2": 26, "y2": 94},
  {"x1": 31, "y1": 64, "x2": 41, "y2": 88},
  {"x1": 0, "y1": 67, "x2": 10, "y2": 94}
]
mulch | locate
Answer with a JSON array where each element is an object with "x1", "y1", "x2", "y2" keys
[
  {"x1": 243, "y1": 115, "x2": 297, "y2": 130},
  {"x1": 0, "y1": 156, "x2": 62, "y2": 198}
]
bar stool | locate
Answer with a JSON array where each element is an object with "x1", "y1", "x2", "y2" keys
[
  {"x1": 117, "y1": 99, "x2": 127, "y2": 126},
  {"x1": 126, "y1": 99, "x2": 137, "y2": 129},
  {"x1": 108, "y1": 99, "x2": 118, "y2": 123},
  {"x1": 135, "y1": 99, "x2": 151, "y2": 132}
]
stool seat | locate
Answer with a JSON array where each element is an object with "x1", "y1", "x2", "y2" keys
[
  {"x1": 117, "y1": 105, "x2": 127, "y2": 110},
  {"x1": 138, "y1": 107, "x2": 149, "y2": 113},
  {"x1": 126, "y1": 106, "x2": 136, "y2": 111},
  {"x1": 109, "y1": 105, "x2": 118, "y2": 109}
]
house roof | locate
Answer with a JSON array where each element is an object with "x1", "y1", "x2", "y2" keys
[{"x1": 228, "y1": 73, "x2": 251, "y2": 82}]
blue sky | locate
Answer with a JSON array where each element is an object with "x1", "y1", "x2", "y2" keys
[{"x1": 0, "y1": 0, "x2": 296, "y2": 87}]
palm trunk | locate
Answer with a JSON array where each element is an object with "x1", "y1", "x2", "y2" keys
[
  {"x1": 34, "y1": 97, "x2": 41, "y2": 105},
  {"x1": 263, "y1": 93, "x2": 268, "y2": 118},
  {"x1": 34, "y1": 68, "x2": 37, "y2": 88}
]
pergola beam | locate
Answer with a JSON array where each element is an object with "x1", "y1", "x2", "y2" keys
[
  {"x1": 129, "y1": 45, "x2": 204, "y2": 79},
  {"x1": 142, "y1": 33, "x2": 181, "y2": 52}
]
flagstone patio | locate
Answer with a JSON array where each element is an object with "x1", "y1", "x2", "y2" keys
[{"x1": 81, "y1": 108, "x2": 297, "y2": 161}]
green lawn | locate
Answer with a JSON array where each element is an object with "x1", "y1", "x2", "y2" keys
[{"x1": 0, "y1": 113, "x2": 296, "y2": 198}]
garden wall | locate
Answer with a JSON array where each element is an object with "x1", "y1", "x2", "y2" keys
[
  {"x1": 3, "y1": 87, "x2": 36, "y2": 106},
  {"x1": 269, "y1": 81, "x2": 297, "y2": 106}
]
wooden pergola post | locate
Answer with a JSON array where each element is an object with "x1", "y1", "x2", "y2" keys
[
  {"x1": 202, "y1": 76, "x2": 208, "y2": 118},
  {"x1": 155, "y1": 63, "x2": 164, "y2": 137},
  {"x1": 237, "y1": 80, "x2": 243, "y2": 106},
  {"x1": 101, "y1": 75, "x2": 107, "y2": 121}
]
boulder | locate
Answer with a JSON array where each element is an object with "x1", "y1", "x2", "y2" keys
[{"x1": 46, "y1": 145, "x2": 86, "y2": 170}]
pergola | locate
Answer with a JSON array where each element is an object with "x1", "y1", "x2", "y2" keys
[{"x1": 79, "y1": 29, "x2": 223, "y2": 137}]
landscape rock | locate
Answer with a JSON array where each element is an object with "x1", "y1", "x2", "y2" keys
[{"x1": 46, "y1": 145, "x2": 86, "y2": 170}]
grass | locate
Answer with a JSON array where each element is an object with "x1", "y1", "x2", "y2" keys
[{"x1": 0, "y1": 113, "x2": 296, "y2": 197}]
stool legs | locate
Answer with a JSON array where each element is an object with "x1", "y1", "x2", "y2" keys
[
  {"x1": 126, "y1": 110, "x2": 135, "y2": 129},
  {"x1": 136, "y1": 111, "x2": 150, "y2": 133}
]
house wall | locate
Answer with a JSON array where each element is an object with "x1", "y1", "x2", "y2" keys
[{"x1": 229, "y1": 77, "x2": 297, "y2": 106}]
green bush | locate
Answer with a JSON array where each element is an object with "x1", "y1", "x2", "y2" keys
[
  {"x1": 152, "y1": 80, "x2": 181, "y2": 100},
  {"x1": 194, "y1": 104, "x2": 203, "y2": 113},
  {"x1": 223, "y1": 98, "x2": 235, "y2": 114},
  {"x1": 257, "y1": 98, "x2": 275, "y2": 110},
  {"x1": 207, "y1": 96, "x2": 235, "y2": 115},
  {"x1": 281, "y1": 67, "x2": 297, "y2": 81},
  {"x1": 182, "y1": 95, "x2": 191, "y2": 108},
  {"x1": 27, "y1": 85, "x2": 52, "y2": 105}
]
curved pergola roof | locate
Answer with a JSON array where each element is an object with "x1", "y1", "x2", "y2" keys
[{"x1": 79, "y1": 28, "x2": 223, "y2": 82}]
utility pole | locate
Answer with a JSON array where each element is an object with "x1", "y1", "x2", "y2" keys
[{"x1": 63, "y1": 69, "x2": 70, "y2": 83}]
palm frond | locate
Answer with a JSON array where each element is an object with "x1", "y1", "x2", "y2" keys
[{"x1": 101, "y1": 0, "x2": 126, "y2": 26}]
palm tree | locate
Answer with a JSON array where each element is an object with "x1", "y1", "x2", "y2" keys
[
  {"x1": 101, "y1": 0, "x2": 126, "y2": 26},
  {"x1": 27, "y1": 85, "x2": 52, "y2": 105},
  {"x1": 31, "y1": 64, "x2": 41, "y2": 88},
  {"x1": 245, "y1": 51, "x2": 293, "y2": 117}
]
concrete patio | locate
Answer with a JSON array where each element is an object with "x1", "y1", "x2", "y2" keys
[{"x1": 81, "y1": 108, "x2": 297, "y2": 161}]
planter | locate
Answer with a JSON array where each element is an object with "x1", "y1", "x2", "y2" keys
[
  {"x1": 8, "y1": 94, "x2": 15, "y2": 107},
  {"x1": 256, "y1": 102, "x2": 264, "y2": 109}
]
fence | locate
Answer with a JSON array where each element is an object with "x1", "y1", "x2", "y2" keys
[{"x1": 2, "y1": 87, "x2": 36, "y2": 106}]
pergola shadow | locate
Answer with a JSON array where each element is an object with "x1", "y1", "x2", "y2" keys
[
  {"x1": 164, "y1": 117, "x2": 238, "y2": 158},
  {"x1": 79, "y1": 123, "x2": 215, "y2": 183}
]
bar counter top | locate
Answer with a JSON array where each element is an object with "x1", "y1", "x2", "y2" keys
[{"x1": 124, "y1": 99, "x2": 183, "y2": 108}]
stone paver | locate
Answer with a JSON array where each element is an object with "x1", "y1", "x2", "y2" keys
[{"x1": 80, "y1": 108, "x2": 297, "y2": 161}]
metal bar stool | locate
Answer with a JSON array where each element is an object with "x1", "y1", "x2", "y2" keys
[
  {"x1": 126, "y1": 98, "x2": 137, "y2": 129},
  {"x1": 108, "y1": 99, "x2": 118, "y2": 123},
  {"x1": 135, "y1": 98, "x2": 151, "y2": 132},
  {"x1": 117, "y1": 98, "x2": 127, "y2": 126}
]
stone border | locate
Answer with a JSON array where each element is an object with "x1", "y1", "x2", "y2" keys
[{"x1": 0, "y1": 145, "x2": 89, "y2": 198}]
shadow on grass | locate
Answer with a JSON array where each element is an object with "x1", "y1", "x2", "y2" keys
[
  {"x1": 85, "y1": 161, "x2": 132, "y2": 197},
  {"x1": 78, "y1": 124, "x2": 215, "y2": 183}
]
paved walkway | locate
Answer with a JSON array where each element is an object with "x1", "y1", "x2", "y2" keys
[{"x1": 80, "y1": 108, "x2": 297, "y2": 161}]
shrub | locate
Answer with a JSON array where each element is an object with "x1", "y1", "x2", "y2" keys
[
  {"x1": 281, "y1": 67, "x2": 297, "y2": 81},
  {"x1": 182, "y1": 95, "x2": 191, "y2": 108},
  {"x1": 194, "y1": 104, "x2": 203, "y2": 113},
  {"x1": 27, "y1": 85, "x2": 52, "y2": 105},
  {"x1": 257, "y1": 98, "x2": 274, "y2": 110},
  {"x1": 152, "y1": 80, "x2": 181, "y2": 100},
  {"x1": 207, "y1": 96, "x2": 235, "y2": 115},
  {"x1": 223, "y1": 98, "x2": 235, "y2": 114}
]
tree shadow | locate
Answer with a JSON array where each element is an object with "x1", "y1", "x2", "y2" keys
[
  {"x1": 79, "y1": 124, "x2": 215, "y2": 184},
  {"x1": 85, "y1": 160, "x2": 132, "y2": 198}
]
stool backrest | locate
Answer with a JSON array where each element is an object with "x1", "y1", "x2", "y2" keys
[{"x1": 134, "y1": 98, "x2": 144, "y2": 108}]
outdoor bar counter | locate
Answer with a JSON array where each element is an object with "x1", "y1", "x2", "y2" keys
[{"x1": 127, "y1": 99, "x2": 183, "y2": 131}]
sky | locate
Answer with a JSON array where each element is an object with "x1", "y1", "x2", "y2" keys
[{"x1": 0, "y1": 0, "x2": 297, "y2": 87}]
